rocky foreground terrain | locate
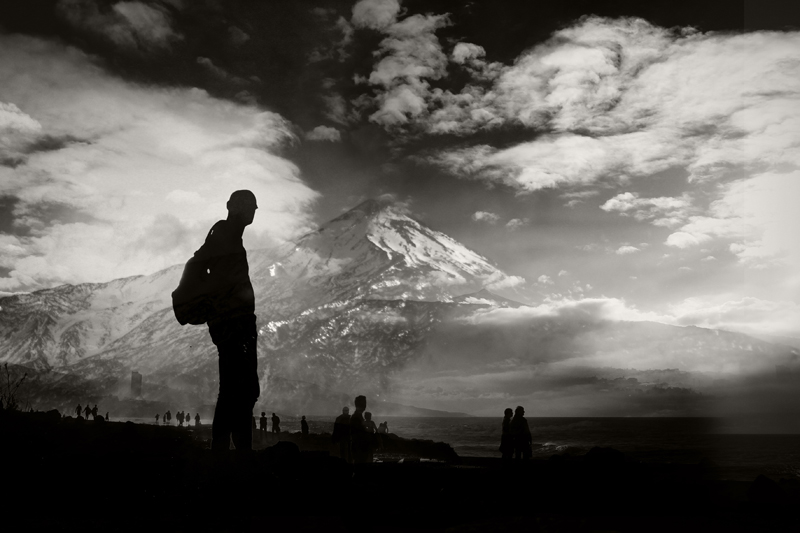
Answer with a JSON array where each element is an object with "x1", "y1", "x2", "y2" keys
[{"x1": 2, "y1": 409, "x2": 799, "y2": 532}]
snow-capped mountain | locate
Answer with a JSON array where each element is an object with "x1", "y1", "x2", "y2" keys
[{"x1": 256, "y1": 198, "x2": 522, "y2": 318}]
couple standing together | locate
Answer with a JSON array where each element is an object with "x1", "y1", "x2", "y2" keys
[{"x1": 500, "y1": 406, "x2": 532, "y2": 460}]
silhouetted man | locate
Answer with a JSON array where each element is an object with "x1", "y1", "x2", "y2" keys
[
  {"x1": 510, "y1": 406, "x2": 532, "y2": 460},
  {"x1": 350, "y1": 396, "x2": 369, "y2": 464},
  {"x1": 301, "y1": 416, "x2": 309, "y2": 436},
  {"x1": 195, "y1": 413, "x2": 201, "y2": 427},
  {"x1": 271, "y1": 412, "x2": 280, "y2": 434},
  {"x1": 332, "y1": 407, "x2": 351, "y2": 463},
  {"x1": 197, "y1": 190, "x2": 260, "y2": 452},
  {"x1": 83, "y1": 405, "x2": 91, "y2": 419},
  {"x1": 91, "y1": 404, "x2": 98, "y2": 420},
  {"x1": 75, "y1": 404, "x2": 82, "y2": 418},
  {"x1": 259, "y1": 412, "x2": 267, "y2": 434},
  {"x1": 363, "y1": 412, "x2": 377, "y2": 462}
]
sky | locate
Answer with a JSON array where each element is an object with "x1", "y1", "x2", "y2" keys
[{"x1": 1, "y1": 0, "x2": 799, "y2": 340}]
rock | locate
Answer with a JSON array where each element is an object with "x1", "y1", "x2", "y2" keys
[
  {"x1": 748, "y1": 474, "x2": 789, "y2": 504},
  {"x1": 262, "y1": 440, "x2": 301, "y2": 465},
  {"x1": 584, "y1": 446, "x2": 627, "y2": 466}
]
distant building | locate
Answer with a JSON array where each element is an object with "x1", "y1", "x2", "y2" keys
[{"x1": 131, "y1": 371, "x2": 142, "y2": 397}]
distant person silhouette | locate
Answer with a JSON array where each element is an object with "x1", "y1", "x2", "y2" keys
[
  {"x1": 105, "y1": 412, "x2": 109, "y2": 421},
  {"x1": 499, "y1": 408, "x2": 513, "y2": 461},
  {"x1": 166, "y1": 410, "x2": 172, "y2": 425},
  {"x1": 510, "y1": 406, "x2": 532, "y2": 460},
  {"x1": 350, "y1": 396, "x2": 370, "y2": 464},
  {"x1": 83, "y1": 405, "x2": 91, "y2": 419},
  {"x1": 332, "y1": 407, "x2": 351, "y2": 463},
  {"x1": 301, "y1": 416, "x2": 309, "y2": 436},
  {"x1": 194, "y1": 190, "x2": 260, "y2": 452},
  {"x1": 364, "y1": 411, "x2": 378, "y2": 462},
  {"x1": 195, "y1": 413, "x2": 201, "y2": 427},
  {"x1": 271, "y1": 412, "x2": 280, "y2": 434},
  {"x1": 377, "y1": 421, "x2": 388, "y2": 449},
  {"x1": 155, "y1": 414, "x2": 160, "y2": 424},
  {"x1": 178, "y1": 411, "x2": 184, "y2": 427},
  {"x1": 75, "y1": 404, "x2": 82, "y2": 418},
  {"x1": 91, "y1": 405, "x2": 98, "y2": 420},
  {"x1": 259, "y1": 412, "x2": 267, "y2": 434}
]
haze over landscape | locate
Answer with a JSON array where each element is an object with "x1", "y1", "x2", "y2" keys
[{"x1": 0, "y1": 0, "x2": 798, "y2": 422}]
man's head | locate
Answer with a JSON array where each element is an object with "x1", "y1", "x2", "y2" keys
[
  {"x1": 354, "y1": 395, "x2": 367, "y2": 410},
  {"x1": 227, "y1": 190, "x2": 258, "y2": 226},
  {"x1": 515, "y1": 405, "x2": 525, "y2": 416},
  {"x1": 342, "y1": 406, "x2": 349, "y2": 415}
]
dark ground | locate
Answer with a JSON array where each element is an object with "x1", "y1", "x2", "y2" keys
[{"x1": 1, "y1": 410, "x2": 798, "y2": 532}]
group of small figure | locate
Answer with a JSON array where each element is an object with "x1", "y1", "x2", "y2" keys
[
  {"x1": 74, "y1": 403, "x2": 107, "y2": 421},
  {"x1": 254, "y1": 412, "x2": 310, "y2": 436},
  {"x1": 331, "y1": 395, "x2": 388, "y2": 464},
  {"x1": 155, "y1": 410, "x2": 200, "y2": 426},
  {"x1": 499, "y1": 406, "x2": 532, "y2": 461}
]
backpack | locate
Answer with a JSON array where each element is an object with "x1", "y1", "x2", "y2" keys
[{"x1": 171, "y1": 229, "x2": 216, "y2": 325}]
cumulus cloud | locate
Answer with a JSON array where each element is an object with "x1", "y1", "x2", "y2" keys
[
  {"x1": 451, "y1": 42, "x2": 485, "y2": 64},
  {"x1": 665, "y1": 232, "x2": 711, "y2": 249},
  {"x1": 615, "y1": 245, "x2": 640, "y2": 255},
  {"x1": 351, "y1": 0, "x2": 402, "y2": 30},
  {"x1": 537, "y1": 275, "x2": 553, "y2": 285},
  {"x1": 353, "y1": 4, "x2": 451, "y2": 127},
  {"x1": 57, "y1": 0, "x2": 182, "y2": 51},
  {"x1": 601, "y1": 192, "x2": 692, "y2": 228},
  {"x1": 486, "y1": 275, "x2": 525, "y2": 291},
  {"x1": 505, "y1": 218, "x2": 529, "y2": 230},
  {"x1": 305, "y1": 125, "x2": 342, "y2": 142},
  {"x1": 0, "y1": 34, "x2": 318, "y2": 293},
  {"x1": 471, "y1": 211, "x2": 499, "y2": 224}
]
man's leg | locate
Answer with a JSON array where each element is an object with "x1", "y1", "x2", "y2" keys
[
  {"x1": 211, "y1": 316, "x2": 259, "y2": 451},
  {"x1": 229, "y1": 324, "x2": 259, "y2": 451}
]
